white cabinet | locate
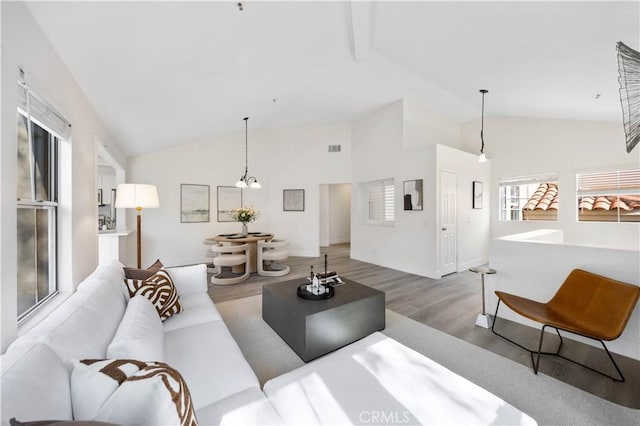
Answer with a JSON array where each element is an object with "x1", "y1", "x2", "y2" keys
[{"x1": 98, "y1": 230, "x2": 131, "y2": 265}]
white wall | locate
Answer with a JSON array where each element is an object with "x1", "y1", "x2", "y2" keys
[
  {"x1": 320, "y1": 183, "x2": 351, "y2": 246},
  {"x1": 460, "y1": 116, "x2": 640, "y2": 250},
  {"x1": 0, "y1": 2, "x2": 125, "y2": 351},
  {"x1": 436, "y1": 145, "x2": 491, "y2": 273},
  {"x1": 351, "y1": 99, "x2": 474, "y2": 279},
  {"x1": 126, "y1": 123, "x2": 351, "y2": 267},
  {"x1": 319, "y1": 184, "x2": 330, "y2": 247},
  {"x1": 328, "y1": 184, "x2": 351, "y2": 244},
  {"x1": 351, "y1": 101, "x2": 422, "y2": 274},
  {"x1": 404, "y1": 95, "x2": 462, "y2": 150}
]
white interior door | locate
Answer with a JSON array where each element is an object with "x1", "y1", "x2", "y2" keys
[{"x1": 439, "y1": 170, "x2": 457, "y2": 276}]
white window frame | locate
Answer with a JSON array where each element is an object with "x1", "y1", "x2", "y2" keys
[
  {"x1": 576, "y1": 167, "x2": 640, "y2": 223},
  {"x1": 16, "y1": 76, "x2": 69, "y2": 322},
  {"x1": 498, "y1": 173, "x2": 559, "y2": 222},
  {"x1": 364, "y1": 178, "x2": 395, "y2": 226}
]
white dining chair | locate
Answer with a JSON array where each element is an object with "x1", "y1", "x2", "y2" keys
[
  {"x1": 207, "y1": 243, "x2": 250, "y2": 285},
  {"x1": 257, "y1": 239, "x2": 290, "y2": 277}
]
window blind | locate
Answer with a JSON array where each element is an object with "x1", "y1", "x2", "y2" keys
[
  {"x1": 499, "y1": 172, "x2": 558, "y2": 187},
  {"x1": 18, "y1": 75, "x2": 72, "y2": 139},
  {"x1": 384, "y1": 184, "x2": 395, "y2": 222},
  {"x1": 366, "y1": 179, "x2": 395, "y2": 225},
  {"x1": 576, "y1": 169, "x2": 640, "y2": 196}
]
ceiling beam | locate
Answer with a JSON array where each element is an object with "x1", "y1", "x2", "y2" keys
[{"x1": 349, "y1": 0, "x2": 372, "y2": 62}]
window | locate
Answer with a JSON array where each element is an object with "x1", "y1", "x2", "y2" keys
[
  {"x1": 498, "y1": 173, "x2": 558, "y2": 221},
  {"x1": 16, "y1": 77, "x2": 69, "y2": 321},
  {"x1": 577, "y1": 168, "x2": 640, "y2": 222},
  {"x1": 365, "y1": 179, "x2": 395, "y2": 226}
]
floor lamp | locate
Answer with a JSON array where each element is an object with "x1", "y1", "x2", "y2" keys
[{"x1": 115, "y1": 183, "x2": 159, "y2": 268}]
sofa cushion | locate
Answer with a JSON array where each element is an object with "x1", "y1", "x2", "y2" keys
[
  {"x1": 71, "y1": 359, "x2": 197, "y2": 425},
  {"x1": 1, "y1": 343, "x2": 72, "y2": 423},
  {"x1": 163, "y1": 293, "x2": 222, "y2": 332},
  {"x1": 166, "y1": 264, "x2": 208, "y2": 296},
  {"x1": 106, "y1": 295, "x2": 163, "y2": 361},
  {"x1": 78, "y1": 259, "x2": 122, "y2": 287},
  {"x1": 12, "y1": 273, "x2": 127, "y2": 369},
  {"x1": 195, "y1": 387, "x2": 283, "y2": 426},
  {"x1": 123, "y1": 259, "x2": 163, "y2": 280},
  {"x1": 77, "y1": 261, "x2": 127, "y2": 303},
  {"x1": 124, "y1": 268, "x2": 182, "y2": 321},
  {"x1": 164, "y1": 321, "x2": 259, "y2": 410}
]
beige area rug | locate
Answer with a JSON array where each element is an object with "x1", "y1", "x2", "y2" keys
[{"x1": 216, "y1": 295, "x2": 639, "y2": 426}]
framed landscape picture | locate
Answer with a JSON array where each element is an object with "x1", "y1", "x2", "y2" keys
[
  {"x1": 283, "y1": 189, "x2": 305, "y2": 211},
  {"x1": 181, "y1": 184, "x2": 210, "y2": 223},
  {"x1": 217, "y1": 186, "x2": 242, "y2": 222}
]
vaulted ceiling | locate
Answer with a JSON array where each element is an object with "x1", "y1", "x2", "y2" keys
[{"x1": 24, "y1": 1, "x2": 639, "y2": 156}]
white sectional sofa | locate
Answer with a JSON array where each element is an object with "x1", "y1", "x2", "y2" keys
[
  {"x1": 1, "y1": 261, "x2": 281, "y2": 425},
  {"x1": 1, "y1": 261, "x2": 535, "y2": 425}
]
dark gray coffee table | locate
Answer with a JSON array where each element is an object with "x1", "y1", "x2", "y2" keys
[{"x1": 262, "y1": 278, "x2": 385, "y2": 362}]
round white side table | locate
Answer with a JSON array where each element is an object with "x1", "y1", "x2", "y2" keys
[{"x1": 469, "y1": 266, "x2": 497, "y2": 328}]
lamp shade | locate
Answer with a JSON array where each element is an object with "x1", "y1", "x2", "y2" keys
[{"x1": 115, "y1": 184, "x2": 159, "y2": 209}]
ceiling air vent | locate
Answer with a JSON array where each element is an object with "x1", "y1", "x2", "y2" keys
[{"x1": 328, "y1": 144, "x2": 341, "y2": 153}]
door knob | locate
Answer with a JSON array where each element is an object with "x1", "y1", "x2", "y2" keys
[{"x1": 442, "y1": 227, "x2": 447, "y2": 231}]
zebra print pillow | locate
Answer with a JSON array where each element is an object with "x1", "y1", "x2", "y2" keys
[
  {"x1": 71, "y1": 359, "x2": 197, "y2": 425},
  {"x1": 124, "y1": 268, "x2": 183, "y2": 321}
]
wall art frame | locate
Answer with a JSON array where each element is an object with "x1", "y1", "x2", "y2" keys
[
  {"x1": 181, "y1": 184, "x2": 210, "y2": 223},
  {"x1": 473, "y1": 181, "x2": 483, "y2": 209},
  {"x1": 403, "y1": 179, "x2": 423, "y2": 211},
  {"x1": 283, "y1": 189, "x2": 305, "y2": 212},
  {"x1": 217, "y1": 186, "x2": 243, "y2": 222}
]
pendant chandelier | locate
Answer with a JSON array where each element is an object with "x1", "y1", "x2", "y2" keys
[
  {"x1": 478, "y1": 89, "x2": 489, "y2": 163},
  {"x1": 235, "y1": 117, "x2": 261, "y2": 189}
]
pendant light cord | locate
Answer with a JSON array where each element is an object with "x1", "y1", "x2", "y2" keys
[
  {"x1": 480, "y1": 89, "x2": 488, "y2": 154},
  {"x1": 236, "y1": 116, "x2": 260, "y2": 188},
  {"x1": 244, "y1": 117, "x2": 249, "y2": 177}
]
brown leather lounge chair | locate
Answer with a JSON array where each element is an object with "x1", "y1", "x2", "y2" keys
[{"x1": 492, "y1": 269, "x2": 640, "y2": 382}]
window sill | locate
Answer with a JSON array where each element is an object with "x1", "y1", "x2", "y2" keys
[
  {"x1": 498, "y1": 220, "x2": 559, "y2": 223},
  {"x1": 17, "y1": 291, "x2": 72, "y2": 337}
]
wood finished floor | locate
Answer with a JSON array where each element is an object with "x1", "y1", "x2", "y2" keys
[{"x1": 207, "y1": 243, "x2": 639, "y2": 408}]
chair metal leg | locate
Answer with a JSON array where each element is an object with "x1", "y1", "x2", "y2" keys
[
  {"x1": 532, "y1": 326, "x2": 545, "y2": 374},
  {"x1": 600, "y1": 340, "x2": 625, "y2": 382},
  {"x1": 549, "y1": 337, "x2": 625, "y2": 382},
  {"x1": 492, "y1": 299, "x2": 625, "y2": 382},
  {"x1": 491, "y1": 300, "x2": 540, "y2": 353}
]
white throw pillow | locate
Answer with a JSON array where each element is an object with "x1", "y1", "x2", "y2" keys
[
  {"x1": 106, "y1": 295, "x2": 163, "y2": 362},
  {"x1": 71, "y1": 359, "x2": 197, "y2": 425},
  {"x1": 71, "y1": 359, "x2": 135, "y2": 420}
]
